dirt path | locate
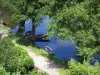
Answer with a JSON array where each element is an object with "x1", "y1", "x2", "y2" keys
[{"x1": 26, "y1": 48, "x2": 62, "y2": 75}]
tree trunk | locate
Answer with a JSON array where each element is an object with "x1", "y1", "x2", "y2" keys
[{"x1": 32, "y1": 25, "x2": 35, "y2": 44}]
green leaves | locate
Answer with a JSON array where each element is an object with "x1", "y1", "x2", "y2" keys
[
  {"x1": 2, "y1": 0, "x2": 100, "y2": 64},
  {"x1": 0, "y1": 65, "x2": 10, "y2": 75},
  {"x1": 0, "y1": 37, "x2": 33, "y2": 74},
  {"x1": 47, "y1": 0, "x2": 100, "y2": 62},
  {"x1": 66, "y1": 59, "x2": 100, "y2": 75}
]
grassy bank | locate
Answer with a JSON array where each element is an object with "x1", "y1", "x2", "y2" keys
[
  {"x1": 13, "y1": 37, "x2": 67, "y2": 75},
  {"x1": 0, "y1": 25, "x2": 47, "y2": 75},
  {"x1": 12, "y1": 35, "x2": 66, "y2": 65},
  {"x1": 1, "y1": 24, "x2": 67, "y2": 75},
  {"x1": 0, "y1": 24, "x2": 10, "y2": 32},
  {"x1": 0, "y1": 25, "x2": 66, "y2": 65}
]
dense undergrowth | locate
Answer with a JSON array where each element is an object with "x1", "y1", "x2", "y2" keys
[
  {"x1": 11, "y1": 33, "x2": 100, "y2": 75},
  {"x1": 7, "y1": 27, "x2": 100, "y2": 75},
  {"x1": 0, "y1": 25, "x2": 47, "y2": 75},
  {"x1": 1, "y1": 0, "x2": 100, "y2": 74}
]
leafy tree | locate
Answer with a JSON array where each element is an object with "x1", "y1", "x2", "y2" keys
[
  {"x1": 5, "y1": 0, "x2": 52, "y2": 43},
  {"x1": 1, "y1": 0, "x2": 100, "y2": 62},
  {"x1": 47, "y1": 0, "x2": 100, "y2": 62}
]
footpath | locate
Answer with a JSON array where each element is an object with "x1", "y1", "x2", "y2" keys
[{"x1": 26, "y1": 48, "x2": 60, "y2": 75}]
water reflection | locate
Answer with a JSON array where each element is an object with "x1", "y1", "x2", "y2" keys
[
  {"x1": 35, "y1": 16, "x2": 78, "y2": 60},
  {"x1": 36, "y1": 38, "x2": 78, "y2": 60},
  {"x1": 35, "y1": 16, "x2": 100, "y2": 63}
]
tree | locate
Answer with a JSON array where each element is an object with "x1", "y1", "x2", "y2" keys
[
  {"x1": 2, "y1": 0, "x2": 100, "y2": 62},
  {"x1": 47, "y1": 0, "x2": 100, "y2": 62},
  {"x1": 5, "y1": 0, "x2": 53, "y2": 43}
]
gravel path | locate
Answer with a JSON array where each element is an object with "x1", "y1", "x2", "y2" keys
[{"x1": 26, "y1": 48, "x2": 61, "y2": 75}]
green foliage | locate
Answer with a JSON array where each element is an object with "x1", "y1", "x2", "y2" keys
[
  {"x1": 4, "y1": 0, "x2": 48, "y2": 25},
  {"x1": 1, "y1": 0, "x2": 100, "y2": 74},
  {"x1": 47, "y1": 0, "x2": 100, "y2": 62},
  {"x1": 0, "y1": 25, "x2": 10, "y2": 34},
  {"x1": 66, "y1": 59, "x2": 100, "y2": 75},
  {"x1": 0, "y1": 65, "x2": 10, "y2": 75},
  {"x1": 29, "y1": 69, "x2": 47, "y2": 75},
  {"x1": 0, "y1": 37, "x2": 34, "y2": 74},
  {"x1": 0, "y1": 37, "x2": 15, "y2": 64}
]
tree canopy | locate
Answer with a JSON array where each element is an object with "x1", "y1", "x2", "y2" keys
[
  {"x1": 1, "y1": 0, "x2": 100, "y2": 62},
  {"x1": 48, "y1": 0, "x2": 100, "y2": 61},
  {"x1": 0, "y1": 0, "x2": 100, "y2": 74}
]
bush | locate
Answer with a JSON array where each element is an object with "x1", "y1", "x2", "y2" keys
[
  {"x1": 0, "y1": 65, "x2": 10, "y2": 75},
  {"x1": 0, "y1": 37, "x2": 15, "y2": 64},
  {"x1": 14, "y1": 46, "x2": 34, "y2": 73},
  {"x1": 66, "y1": 59, "x2": 100, "y2": 75},
  {"x1": 29, "y1": 69, "x2": 47, "y2": 75},
  {"x1": 0, "y1": 37, "x2": 34, "y2": 74}
]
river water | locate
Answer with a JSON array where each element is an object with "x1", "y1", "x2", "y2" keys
[
  {"x1": 35, "y1": 16, "x2": 100, "y2": 64},
  {"x1": 1, "y1": 6, "x2": 100, "y2": 64},
  {"x1": 35, "y1": 16, "x2": 78, "y2": 61}
]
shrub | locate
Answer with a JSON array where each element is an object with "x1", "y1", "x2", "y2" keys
[
  {"x1": 14, "y1": 46, "x2": 34, "y2": 73},
  {"x1": 0, "y1": 65, "x2": 10, "y2": 75},
  {"x1": 66, "y1": 59, "x2": 100, "y2": 75},
  {"x1": 0, "y1": 37, "x2": 34, "y2": 74},
  {"x1": 0, "y1": 37, "x2": 15, "y2": 64},
  {"x1": 29, "y1": 69, "x2": 47, "y2": 75}
]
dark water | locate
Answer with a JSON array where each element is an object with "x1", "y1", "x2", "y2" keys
[
  {"x1": 36, "y1": 37, "x2": 78, "y2": 60},
  {"x1": 1, "y1": 5, "x2": 99, "y2": 63},
  {"x1": 35, "y1": 16, "x2": 100, "y2": 63},
  {"x1": 22, "y1": 16, "x2": 78, "y2": 60},
  {"x1": 11, "y1": 15, "x2": 100, "y2": 63},
  {"x1": 35, "y1": 16, "x2": 78, "y2": 60}
]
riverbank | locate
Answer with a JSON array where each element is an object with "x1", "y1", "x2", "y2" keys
[
  {"x1": 26, "y1": 47, "x2": 60, "y2": 75},
  {"x1": 0, "y1": 25, "x2": 48, "y2": 75},
  {"x1": 0, "y1": 24, "x2": 10, "y2": 31},
  {"x1": 0, "y1": 24, "x2": 68, "y2": 75},
  {"x1": 0, "y1": 25, "x2": 67, "y2": 75},
  {"x1": 11, "y1": 35, "x2": 67, "y2": 75}
]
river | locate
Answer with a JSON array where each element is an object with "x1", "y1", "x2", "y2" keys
[
  {"x1": 35, "y1": 16, "x2": 100, "y2": 64},
  {"x1": 35, "y1": 16, "x2": 78, "y2": 61},
  {"x1": 1, "y1": 6, "x2": 100, "y2": 64}
]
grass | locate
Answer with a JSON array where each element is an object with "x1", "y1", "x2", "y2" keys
[
  {"x1": 0, "y1": 24, "x2": 10, "y2": 32},
  {"x1": 1, "y1": 24, "x2": 68, "y2": 75},
  {"x1": 0, "y1": 25, "x2": 48, "y2": 75},
  {"x1": 13, "y1": 35, "x2": 66, "y2": 65},
  {"x1": 4, "y1": 26, "x2": 62, "y2": 63},
  {"x1": 14, "y1": 36, "x2": 68, "y2": 75}
]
